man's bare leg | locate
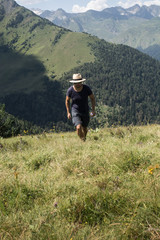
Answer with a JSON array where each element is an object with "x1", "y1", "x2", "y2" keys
[
  {"x1": 82, "y1": 127, "x2": 88, "y2": 141},
  {"x1": 76, "y1": 124, "x2": 85, "y2": 140}
]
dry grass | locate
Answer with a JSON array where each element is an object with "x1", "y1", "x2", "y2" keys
[{"x1": 0, "y1": 125, "x2": 160, "y2": 239}]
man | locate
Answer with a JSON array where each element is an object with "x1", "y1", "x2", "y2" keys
[{"x1": 65, "y1": 73, "x2": 95, "y2": 141}]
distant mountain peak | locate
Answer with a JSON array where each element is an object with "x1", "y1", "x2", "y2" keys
[
  {"x1": 31, "y1": 8, "x2": 67, "y2": 17},
  {"x1": 127, "y1": 4, "x2": 141, "y2": 14},
  {"x1": 31, "y1": 8, "x2": 44, "y2": 15},
  {"x1": 56, "y1": 8, "x2": 66, "y2": 13}
]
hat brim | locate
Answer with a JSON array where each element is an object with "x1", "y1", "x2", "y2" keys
[{"x1": 69, "y1": 79, "x2": 86, "y2": 83}]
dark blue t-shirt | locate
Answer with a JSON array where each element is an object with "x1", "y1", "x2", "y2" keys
[{"x1": 67, "y1": 84, "x2": 92, "y2": 113}]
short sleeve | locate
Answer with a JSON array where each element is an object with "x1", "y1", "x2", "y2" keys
[
  {"x1": 86, "y1": 85, "x2": 92, "y2": 96},
  {"x1": 66, "y1": 87, "x2": 72, "y2": 98}
]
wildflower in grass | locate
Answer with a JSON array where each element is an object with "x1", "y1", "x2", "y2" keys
[
  {"x1": 148, "y1": 168, "x2": 153, "y2": 175},
  {"x1": 148, "y1": 164, "x2": 159, "y2": 175},
  {"x1": 24, "y1": 130, "x2": 28, "y2": 134},
  {"x1": 52, "y1": 125, "x2": 56, "y2": 133}
]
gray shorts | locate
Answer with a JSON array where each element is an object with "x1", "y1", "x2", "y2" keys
[{"x1": 72, "y1": 110, "x2": 90, "y2": 127}]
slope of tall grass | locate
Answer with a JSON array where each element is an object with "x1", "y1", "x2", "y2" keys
[{"x1": 0, "y1": 124, "x2": 160, "y2": 239}]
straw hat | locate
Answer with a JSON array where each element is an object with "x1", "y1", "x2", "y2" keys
[{"x1": 69, "y1": 73, "x2": 86, "y2": 83}]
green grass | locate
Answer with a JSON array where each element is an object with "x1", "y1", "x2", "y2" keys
[
  {"x1": 0, "y1": 124, "x2": 160, "y2": 239},
  {"x1": 51, "y1": 32, "x2": 95, "y2": 77}
]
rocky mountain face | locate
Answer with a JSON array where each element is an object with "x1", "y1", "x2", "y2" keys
[
  {"x1": 0, "y1": 0, "x2": 18, "y2": 15},
  {"x1": 126, "y1": 4, "x2": 160, "y2": 18},
  {"x1": 98, "y1": 4, "x2": 160, "y2": 19}
]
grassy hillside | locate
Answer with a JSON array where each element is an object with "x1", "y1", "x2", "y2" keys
[
  {"x1": 0, "y1": 2, "x2": 95, "y2": 80},
  {"x1": 0, "y1": 124, "x2": 160, "y2": 239}
]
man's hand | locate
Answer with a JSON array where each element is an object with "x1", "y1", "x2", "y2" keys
[
  {"x1": 90, "y1": 111, "x2": 96, "y2": 117},
  {"x1": 67, "y1": 112, "x2": 72, "y2": 120}
]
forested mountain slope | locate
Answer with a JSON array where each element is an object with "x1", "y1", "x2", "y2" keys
[
  {"x1": 0, "y1": 0, "x2": 160, "y2": 129},
  {"x1": 61, "y1": 40, "x2": 160, "y2": 126},
  {"x1": 0, "y1": 104, "x2": 42, "y2": 137}
]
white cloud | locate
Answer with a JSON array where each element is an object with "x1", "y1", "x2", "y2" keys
[
  {"x1": 143, "y1": 0, "x2": 160, "y2": 6},
  {"x1": 72, "y1": 0, "x2": 109, "y2": 13}
]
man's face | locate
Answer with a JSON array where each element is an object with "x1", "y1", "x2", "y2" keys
[{"x1": 74, "y1": 82, "x2": 83, "y2": 88}]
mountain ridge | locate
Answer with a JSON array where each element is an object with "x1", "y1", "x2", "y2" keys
[
  {"x1": 33, "y1": 4, "x2": 160, "y2": 19},
  {"x1": 36, "y1": 4, "x2": 160, "y2": 60}
]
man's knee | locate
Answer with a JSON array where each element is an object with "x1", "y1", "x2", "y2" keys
[{"x1": 76, "y1": 124, "x2": 82, "y2": 131}]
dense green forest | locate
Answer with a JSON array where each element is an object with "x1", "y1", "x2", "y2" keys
[
  {"x1": 0, "y1": 104, "x2": 42, "y2": 138},
  {"x1": 61, "y1": 40, "x2": 160, "y2": 126}
]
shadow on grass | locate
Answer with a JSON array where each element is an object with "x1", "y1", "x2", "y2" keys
[{"x1": 0, "y1": 45, "x2": 71, "y2": 130}]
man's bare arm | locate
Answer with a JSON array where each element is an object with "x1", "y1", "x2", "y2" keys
[
  {"x1": 89, "y1": 94, "x2": 96, "y2": 116},
  {"x1": 65, "y1": 96, "x2": 71, "y2": 120}
]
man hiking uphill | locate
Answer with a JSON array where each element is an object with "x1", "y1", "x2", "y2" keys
[{"x1": 65, "y1": 73, "x2": 95, "y2": 141}]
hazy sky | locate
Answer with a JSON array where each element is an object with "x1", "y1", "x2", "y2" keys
[{"x1": 16, "y1": 0, "x2": 160, "y2": 12}]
